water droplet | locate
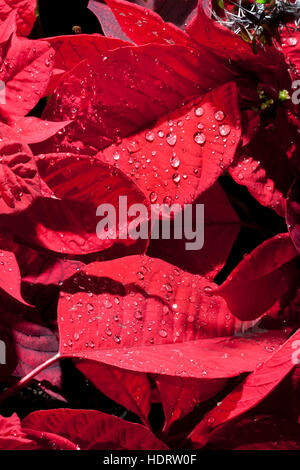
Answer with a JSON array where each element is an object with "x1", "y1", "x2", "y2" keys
[
  {"x1": 164, "y1": 283, "x2": 173, "y2": 293},
  {"x1": 159, "y1": 329, "x2": 168, "y2": 338},
  {"x1": 135, "y1": 310, "x2": 143, "y2": 320},
  {"x1": 149, "y1": 191, "x2": 158, "y2": 203},
  {"x1": 166, "y1": 132, "x2": 177, "y2": 146},
  {"x1": 203, "y1": 285, "x2": 213, "y2": 295},
  {"x1": 137, "y1": 271, "x2": 144, "y2": 280},
  {"x1": 158, "y1": 130, "x2": 164, "y2": 138},
  {"x1": 219, "y1": 124, "x2": 231, "y2": 136},
  {"x1": 163, "y1": 195, "x2": 172, "y2": 206},
  {"x1": 145, "y1": 130, "x2": 154, "y2": 142},
  {"x1": 194, "y1": 106, "x2": 204, "y2": 117},
  {"x1": 172, "y1": 173, "x2": 181, "y2": 185},
  {"x1": 287, "y1": 37, "x2": 298, "y2": 46},
  {"x1": 113, "y1": 150, "x2": 120, "y2": 161},
  {"x1": 214, "y1": 110, "x2": 225, "y2": 121},
  {"x1": 194, "y1": 132, "x2": 206, "y2": 145},
  {"x1": 103, "y1": 299, "x2": 112, "y2": 309},
  {"x1": 170, "y1": 156, "x2": 180, "y2": 169},
  {"x1": 114, "y1": 335, "x2": 121, "y2": 344},
  {"x1": 127, "y1": 141, "x2": 138, "y2": 153}
]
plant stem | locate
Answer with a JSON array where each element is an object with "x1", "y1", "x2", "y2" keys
[{"x1": 0, "y1": 353, "x2": 61, "y2": 405}]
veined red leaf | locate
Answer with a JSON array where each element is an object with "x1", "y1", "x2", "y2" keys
[
  {"x1": 189, "y1": 328, "x2": 300, "y2": 449},
  {"x1": 0, "y1": 0, "x2": 36, "y2": 37},
  {"x1": 156, "y1": 375, "x2": 227, "y2": 432},
  {"x1": 96, "y1": 82, "x2": 241, "y2": 209},
  {"x1": 103, "y1": 0, "x2": 194, "y2": 47},
  {"x1": 88, "y1": 0, "x2": 131, "y2": 41},
  {"x1": 43, "y1": 33, "x2": 129, "y2": 94},
  {"x1": 0, "y1": 25, "x2": 54, "y2": 115},
  {"x1": 5, "y1": 153, "x2": 149, "y2": 255},
  {"x1": 89, "y1": 0, "x2": 197, "y2": 37},
  {"x1": 57, "y1": 255, "x2": 287, "y2": 425},
  {"x1": 76, "y1": 361, "x2": 151, "y2": 424},
  {"x1": 40, "y1": 42, "x2": 235, "y2": 155},
  {"x1": 214, "y1": 233, "x2": 300, "y2": 321},
  {"x1": 22, "y1": 409, "x2": 168, "y2": 450},
  {"x1": 0, "y1": 246, "x2": 30, "y2": 305},
  {"x1": 229, "y1": 111, "x2": 298, "y2": 217},
  {"x1": 0, "y1": 414, "x2": 38, "y2": 450},
  {"x1": 7, "y1": 117, "x2": 72, "y2": 145},
  {"x1": 0, "y1": 139, "x2": 41, "y2": 214}
]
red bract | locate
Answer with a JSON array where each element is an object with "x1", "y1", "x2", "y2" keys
[
  {"x1": 213, "y1": 233, "x2": 300, "y2": 321},
  {"x1": 0, "y1": 13, "x2": 54, "y2": 116},
  {"x1": 3, "y1": 153, "x2": 149, "y2": 254},
  {"x1": 0, "y1": 414, "x2": 38, "y2": 450},
  {"x1": 0, "y1": 138, "x2": 41, "y2": 214},
  {"x1": 189, "y1": 328, "x2": 300, "y2": 448},
  {"x1": 56, "y1": 255, "x2": 288, "y2": 427},
  {"x1": 0, "y1": 0, "x2": 36, "y2": 37},
  {"x1": 95, "y1": 83, "x2": 241, "y2": 208},
  {"x1": 0, "y1": 0, "x2": 299, "y2": 452},
  {"x1": 22, "y1": 409, "x2": 168, "y2": 450},
  {"x1": 82, "y1": 0, "x2": 299, "y2": 216},
  {"x1": 0, "y1": 245, "x2": 29, "y2": 305},
  {"x1": 88, "y1": 0, "x2": 197, "y2": 37}
]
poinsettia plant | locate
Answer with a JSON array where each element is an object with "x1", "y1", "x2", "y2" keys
[{"x1": 0, "y1": 0, "x2": 299, "y2": 451}]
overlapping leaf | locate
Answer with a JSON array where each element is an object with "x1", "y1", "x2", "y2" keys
[
  {"x1": 57, "y1": 255, "x2": 288, "y2": 425},
  {"x1": 3, "y1": 153, "x2": 149, "y2": 255},
  {"x1": 0, "y1": 13, "x2": 54, "y2": 115},
  {"x1": 22, "y1": 409, "x2": 168, "y2": 450},
  {"x1": 189, "y1": 328, "x2": 300, "y2": 448},
  {"x1": 214, "y1": 233, "x2": 300, "y2": 321},
  {"x1": 0, "y1": 0, "x2": 36, "y2": 37}
]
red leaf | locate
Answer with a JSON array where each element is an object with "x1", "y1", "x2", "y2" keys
[
  {"x1": 186, "y1": 0, "x2": 287, "y2": 82},
  {"x1": 0, "y1": 246, "x2": 30, "y2": 305},
  {"x1": 76, "y1": 361, "x2": 151, "y2": 424},
  {"x1": 102, "y1": 0, "x2": 194, "y2": 47},
  {"x1": 43, "y1": 33, "x2": 128, "y2": 94},
  {"x1": 0, "y1": 139, "x2": 41, "y2": 215},
  {"x1": 4, "y1": 153, "x2": 149, "y2": 255},
  {"x1": 229, "y1": 111, "x2": 298, "y2": 216},
  {"x1": 0, "y1": 22, "x2": 54, "y2": 115},
  {"x1": 89, "y1": 0, "x2": 197, "y2": 37},
  {"x1": 147, "y1": 182, "x2": 240, "y2": 278},
  {"x1": 0, "y1": 0, "x2": 36, "y2": 37},
  {"x1": 96, "y1": 83, "x2": 241, "y2": 209},
  {"x1": 0, "y1": 414, "x2": 38, "y2": 450},
  {"x1": 22, "y1": 409, "x2": 168, "y2": 450},
  {"x1": 57, "y1": 255, "x2": 287, "y2": 424},
  {"x1": 6, "y1": 116, "x2": 72, "y2": 145},
  {"x1": 40, "y1": 42, "x2": 235, "y2": 155},
  {"x1": 156, "y1": 375, "x2": 226, "y2": 432},
  {"x1": 0, "y1": 302, "x2": 60, "y2": 386},
  {"x1": 214, "y1": 233, "x2": 300, "y2": 321},
  {"x1": 88, "y1": 0, "x2": 131, "y2": 41},
  {"x1": 189, "y1": 328, "x2": 300, "y2": 448},
  {"x1": 286, "y1": 178, "x2": 300, "y2": 254}
]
